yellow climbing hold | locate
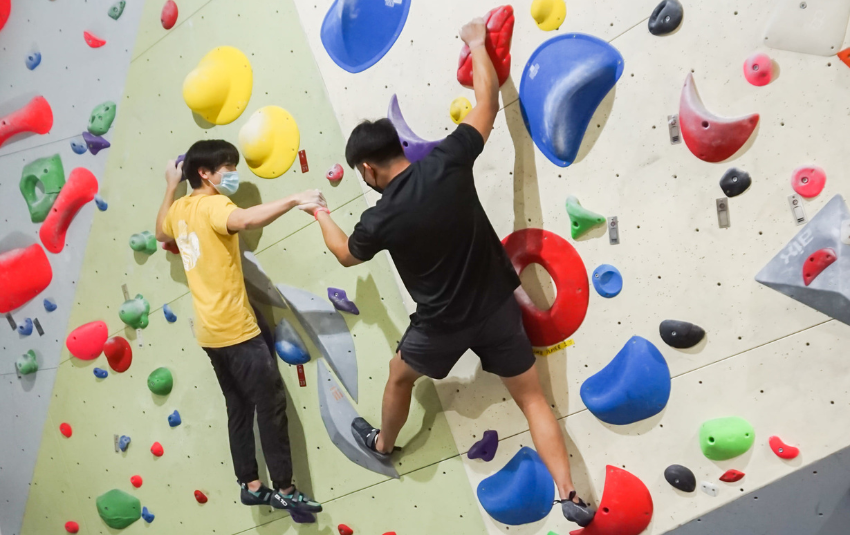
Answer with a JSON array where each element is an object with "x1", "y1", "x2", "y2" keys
[
  {"x1": 450, "y1": 97, "x2": 472, "y2": 125},
  {"x1": 531, "y1": 0, "x2": 566, "y2": 31},
  {"x1": 182, "y1": 46, "x2": 253, "y2": 125},
  {"x1": 238, "y1": 106, "x2": 300, "y2": 179}
]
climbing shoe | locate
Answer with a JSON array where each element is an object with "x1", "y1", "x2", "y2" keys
[
  {"x1": 278, "y1": 487, "x2": 323, "y2": 513},
  {"x1": 351, "y1": 417, "x2": 391, "y2": 461},
  {"x1": 558, "y1": 491, "x2": 596, "y2": 527},
  {"x1": 240, "y1": 482, "x2": 279, "y2": 507}
]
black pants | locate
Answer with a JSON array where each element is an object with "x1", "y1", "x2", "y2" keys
[{"x1": 203, "y1": 311, "x2": 292, "y2": 490}]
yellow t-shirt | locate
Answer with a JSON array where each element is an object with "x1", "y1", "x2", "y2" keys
[{"x1": 163, "y1": 194, "x2": 260, "y2": 348}]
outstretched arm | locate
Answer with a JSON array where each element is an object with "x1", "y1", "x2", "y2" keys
[
  {"x1": 155, "y1": 160, "x2": 183, "y2": 242},
  {"x1": 227, "y1": 189, "x2": 325, "y2": 232},
  {"x1": 460, "y1": 18, "x2": 500, "y2": 143},
  {"x1": 310, "y1": 209, "x2": 363, "y2": 268}
]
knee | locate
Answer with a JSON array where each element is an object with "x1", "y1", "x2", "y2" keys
[{"x1": 388, "y1": 354, "x2": 417, "y2": 388}]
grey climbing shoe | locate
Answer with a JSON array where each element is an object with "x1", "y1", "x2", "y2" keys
[
  {"x1": 278, "y1": 487, "x2": 322, "y2": 513},
  {"x1": 558, "y1": 491, "x2": 596, "y2": 527},
  {"x1": 351, "y1": 417, "x2": 391, "y2": 461}
]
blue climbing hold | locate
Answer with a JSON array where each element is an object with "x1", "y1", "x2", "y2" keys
[
  {"x1": 520, "y1": 34, "x2": 624, "y2": 167},
  {"x1": 274, "y1": 318, "x2": 310, "y2": 365},
  {"x1": 168, "y1": 410, "x2": 181, "y2": 427},
  {"x1": 468, "y1": 429, "x2": 499, "y2": 462},
  {"x1": 25, "y1": 51, "x2": 41, "y2": 70},
  {"x1": 94, "y1": 194, "x2": 108, "y2": 211},
  {"x1": 70, "y1": 136, "x2": 88, "y2": 155},
  {"x1": 17, "y1": 318, "x2": 33, "y2": 336},
  {"x1": 320, "y1": 0, "x2": 411, "y2": 73},
  {"x1": 118, "y1": 435, "x2": 131, "y2": 452},
  {"x1": 94, "y1": 367, "x2": 109, "y2": 379},
  {"x1": 163, "y1": 304, "x2": 177, "y2": 323},
  {"x1": 477, "y1": 447, "x2": 555, "y2": 525},
  {"x1": 44, "y1": 298, "x2": 57, "y2": 312},
  {"x1": 141, "y1": 506, "x2": 155, "y2": 523},
  {"x1": 592, "y1": 264, "x2": 623, "y2": 298},
  {"x1": 580, "y1": 336, "x2": 671, "y2": 425}
]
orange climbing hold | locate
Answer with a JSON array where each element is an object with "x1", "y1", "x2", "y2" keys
[
  {"x1": 719, "y1": 469, "x2": 745, "y2": 482},
  {"x1": 130, "y1": 475, "x2": 143, "y2": 488},
  {"x1": 64, "y1": 521, "x2": 79, "y2": 533},
  {"x1": 0, "y1": 244, "x2": 52, "y2": 314},
  {"x1": 570, "y1": 466, "x2": 653, "y2": 535},
  {"x1": 39, "y1": 167, "x2": 98, "y2": 254},
  {"x1": 457, "y1": 5, "x2": 514, "y2": 88},
  {"x1": 150, "y1": 442, "x2": 164, "y2": 457},
  {"x1": 66, "y1": 321, "x2": 108, "y2": 360},
  {"x1": 161, "y1": 0, "x2": 178, "y2": 29},
  {"x1": 84, "y1": 31, "x2": 106, "y2": 48},
  {"x1": 802, "y1": 248, "x2": 836, "y2": 286},
  {"x1": 838, "y1": 48, "x2": 850, "y2": 69},
  {"x1": 769, "y1": 435, "x2": 800, "y2": 460},
  {"x1": 0, "y1": 95, "x2": 53, "y2": 149},
  {"x1": 338, "y1": 525, "x2": 354, "y2": 535},
  {"x1": 60, "y1": 423, "x2": 72, "y2": 438},
  {"x1": 194, "y1": 490, "x2": 208, "y2": 503}
]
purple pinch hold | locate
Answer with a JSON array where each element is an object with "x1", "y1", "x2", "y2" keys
[
  {"x1": 327, "y1": 287, "x2": 360, "y2": 315},
  {"x1": 467, "y1": 429, "x2": 499, "y2": 462}
]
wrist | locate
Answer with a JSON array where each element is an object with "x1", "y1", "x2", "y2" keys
[
  {"x1": 467, "y1": 40, "x2": 486, "y2": 51},
  {"x1": 314, "y1": 207, "x2": 331, "y2": 220}
]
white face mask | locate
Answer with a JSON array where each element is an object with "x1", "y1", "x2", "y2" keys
[{"x1": 211, "y1": 170, "x2": 240, "y2": 196}]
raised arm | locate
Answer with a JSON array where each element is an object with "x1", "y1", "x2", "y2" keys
[
  {"x1": 460, "y1": 18, "x2": 500, "y2": 144},
  {"x1": 227, "y1": 189, "x2": 325, "y2": 232},
  {"x1": 313, "y1": 209, "x2": 363, "y2": 268},
  {"x1": 155, "y1": 160, "x2": 183, "y2": 242}
]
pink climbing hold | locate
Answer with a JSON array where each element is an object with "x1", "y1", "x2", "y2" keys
[
  {"x1": 194, "y1": 490, "x2": 208, "y2": 503},
  {"x1": 791, "y1": 165, "x2": 826, "y2": 198},
  {"x1": 39, "y1": 167, "x2": 98, "y2": 254},
  {"x1": 84, "y1": 31, "x2": 106, "y2": 48},
  {"x1": 719, "y1": 469, "x2": 745, "y2": 483},
  {"x1": 103, "y1": 336, "x2": 133, "y2": 372},
  {"x1": 769, "y1": 435, "x2": 800, "y2": 460},
  {"x1": 0, "y1": 95, "x2": 53, "y2": 148},
  {"x1": 0, "y1": 0, "x2": 9, "y2": 33},
  {"x1": 130, "y1": 475, "x2": 143, "y2": 488},
  {"x1": 743, "y1": 52, "x2": 773, "y2": 87},
  {"x1": 0, "y1": 244, "x2": 52, "y2": 314},
  {"x1": 150, "y1": 441, "x2": 164, "y2": 457},
  {"x1": 803, "y1": 248, "x2": 837, "y2": 286},
  {"x1": 338, "y1": 525, "x2": 354, "y2": 535},
  {"x1": 327, "y1": 163, "x2": 344, "y2": 182},
  {"x1": 66, "y1": 321, "x2": 108, "y2": 360},
  {"x1": 59, "y1": 422, "x2": 72, "y2": 438},
  {"x1": 64, "y1": 521, "x2": 80, "y2": 534},
  {"x1": 457, "y1": 5, "x2": 514, "y2": 88},
  {"x1": 161, "y1": 0, "x2": 178, "y2": 30}
]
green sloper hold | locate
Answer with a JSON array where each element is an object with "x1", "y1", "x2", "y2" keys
[
  {"x1": 699, "y1": 416, "x2": 755, "y2": 460},
  {"x1": 88, "y1": 101, "x2": 117, "y2": 136},
  {"x1": 119, "y1": 294, "x2": 150, "y2": 329},
  {"x1": 565, "y1": 195, "x2": 606, "y2": 239},
  {"x1": 20, "y1": 154, "x2": 65, "y2": 223},
  {"x1": 16, "y1": 350, "x2": 38, "y2": 375},
  {"x1": 129, "y1": 231, "x2": 157, "y2": 254},
  {"x1": 108, "y1": 0, "x2": 126, "y2": 20},
  {"x1": 147, "y1": 367, "x2": 173, "y2": 395},
  {"x1": 96, "y1": 489, "x2": 141, "y2": 529}
]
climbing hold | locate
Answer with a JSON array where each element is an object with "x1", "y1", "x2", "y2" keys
[
  {"x1": 328, "y1": 287, "x2": 359, "y2": 314},
  {"x1": 103, "y1": 336, "x2": 132, "y2": 372},
  {"x1": 183, "y1": 46, "x2": 253, "y2": 125},
  {"x1": 659, "y1": 319, "x2": 705, "y2": 349},
  {"x1": 592, "y1": 264, "x2": 623, "y2": 298},
  {"x1": 570, "y1": 466, "x2": 653, "y2": 535},
  {"x1": 163, "y1": 304, "x2": 177, "y2": 323},
  {"x1": 129, "y1": 231, "x2": 157, "y2": 255},
  {"x1": 769, "y1": 435, "x2": 800, "y2": 460},
  {"x1": 168, "y1": 410, "x2": 182, "y2": 427},
  {"x1": 530, "y1": 0, "x2": 566, "y2": 31},
  {"x1": 0, "y1": 244, "x2": 53, "y2": 314},
  {"x1": 520, "y1": 34, "x2": 624, "y2": 167},
  {"x1": 803, "y1": 248, "x2": 837, "y2": 286},
  {"x1": 292, "y1": 510, "x2": 316, "y2": 524},
  {"x1": 387, "y1": 94, "x2": 444, "y2": 163},
  {"x1": 108, "y1": 0, "x2": 126, "y2": 20},
  {"x1": 719, "y1": 168, "x2": 752, "y2": 198},
  {"x1": 194, "y1": 490, "x2": 208, "y2": 504},
  {"x1": 17, "y1": 318, "x2": 33, "y2": 336},
  {"x1": 502, "y1": 228, "x2": 589, "y2": 346},
  {"x1": 39, "y1": 167, "x2": 98, "y2": 254},
  {"x1": 449, "y1": 97, "x2": 472, "y2": 125},
  {"x1": 699, "y1": 416, "x2": 755, "y2": 460},
  {"x1": 274, "y1": 318, "x2": 310, "y2": 365},
  {"x1": 118, "y1": 435, "x2": 131, "y2": 452},
  {"x1": 150, "y1": 442, "x2": 164, "y2": 457},
  {"x1": 566, "y1": 196, "x2": 606, "y2": 239},
  {"x1": 238, "y1": 106, "x2": 300, "y2": 178},
  {"x1": 679, "y1": 74, "x2": 759, "y2": 163},
  {"x1": 20, "y1": 154, "x2": 65, "y2": 223},
  {"x1": 44, "y1": 298, "x2": 57, "y2": 312},
  {"x1": 457, "y1": 5, "x2": 514, "y2": 88},
  {"x1": 338, "y1": 525, "x2": 354, "y2": 535},
  {"x1": 648, "y1": 0, "x2": 683, "y2": 35},
  {"x1": 320, "y1": 0, "x2": 410, "y2": 73},
  {"x1": 0, "y1": 96, "x2": 53, "y2": 149},
  {"x1": 467, "y1": 429, "x2": 498, "y2": 462},
  {"x1": 477, "y1": 447, "x2": 554, "y2": 525},
  {"x1": 743, "y1": 52, "x2": 773, "y2": 86},
  {"x1": 16, "y1": 350, "x2": 39, "y2": 375},
  {"x1": 699, "y1": 481, "x2": 719, "y2": 497},
  {"x1": 83, "y1": 31, "x2": 106, "y2": 48},
  {"x1": 719, "y1": 469, "x2": 745, "y2": 483},
  {"x1": 130, "y1": 475, "x2": 143, "y2": 488},
  {"x1": 791, "y1": 165, "x2": 826, "y2": 198},
  {"x1": 87, "y1": 101, "x2": 117, "y2": 136},
  {"x1": 96, "y1": 489, "x2": 141, "y2": 529},
  {"x1": 64, "y1": 521, "x2": 79, "y2": 533},
  {"x1": 119, "y1": 294, "x2": 150, "y2": 330},
  {"x1": 0, "y1": 0, "x2": 7, "y2": 32},
  {"x1": 161, "y1": 0, "x2": 178, "y2": 30},
  {"x1": 66, "y1": 321, "x2": 108, "y2": 360},
  {"x1": 581, "y1": 336, "x2": 671, "y2": 425},
  {"x1": 94, "y1": 194, "x2": 108, "y2": 211},
  {"x1": 763, "y1": 0, "x2": 850, "y2": 57},
  {"x1": 327, "y1": 163, "x2": 344, "y2": 182},
  {"x1": 147, "y1": 367, "x2": 173, "y2": 396},
  {"x1": 664, "y1": 464, "x2": 696, "y2": 492},
  {"x1": 93, "y1": 367, "x2": 108, "y2": 379},
  {"x1": 70, "y1": 136, "x2": 87, "y2": 154},
  {"x1": 60, "y1": 423, "x2": 72, "y2": 438},
  {"x1": 141, "y1": 506, "x2": 155, "y2": 523},
  {"x1": 25, "y1": 51, "x2": 41, "y2": 70},
  {"x1": 82, "y1": 131, "x2": 110, "y2": 154}
]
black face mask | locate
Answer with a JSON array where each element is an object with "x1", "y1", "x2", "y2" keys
[{"x1": 362, "y1": 170, "x2": 383, "y2": 194}]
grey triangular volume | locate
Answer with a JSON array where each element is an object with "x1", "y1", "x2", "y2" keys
[
  {"x1": 241, "y1": 251, "x2": 288, "y2": 309},
  {"x1": 755, "y1": 195, "x2": 850, "y2": 324}
]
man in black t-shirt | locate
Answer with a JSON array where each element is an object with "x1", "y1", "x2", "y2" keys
[{"x1": 305, "y1": 17, "x2": 594, "y2": 527}]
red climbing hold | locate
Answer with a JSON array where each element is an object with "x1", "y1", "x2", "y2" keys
[
  {"x1": 791, "y1": 165, "x2": 826, "y2": 198},
  {"x1": 59, "y1": 423, "x2": 72, "y2": 438},
  {"x1": 0, "y1": 0, "x2": 9, "y2": 33},
  {"x1": 457, "y1": 5, "x2": 514, "y2": 88},
  {"x1": 838, "y1": 48, "x2": 850, "y2": 69},
  {"x1": 0, "y1": 95, "x2": 53, "y2": 149},
  {"x1": 769, "y1": 435, "x2": 800, "y2": 460},
  {"x1": 66, "y1": 321, "x2": 108, "y2": 360},
  {"x1": 502, "y1": 228, "x2": 589, "y2": 347},
  {"x1": 338, "y1": 525, "x2": 354, "y2": 535},
  {"x1": 162, "y1": 240, "x2": 179, "y2": 255},
  {"x1": 103, "y1": 336, "x2": 133, "y2": 372},
  {"x1": 64, "y1": 521, "x2": 80, "y2": 533},
  {"x1": 84, "y1": 31, "x2": 106, "y2": 48},
  {"x1": 150, "y1": 442, "x2": 164, "y2": 457},
  {"x1": 0, "y1": 244, "x2": 52, "y2": 314},
  {"x1": 719, "y1": 469, "x2": 745, "y2": 483},
  {"x1": 39, "y1": 167, "x2": 98, "y2": 254},
  {"x1": 161, "y1": 0, "x2": 178, "y2": 30},
  {"x1": 130, "y1": 475, "x2": 143, "y2": 488},
  {"x1": 743, "y1": 52, "x2": 773, "y2": 87},
  {"x1": 569, "y1": 466, "x2": 653, "y2": 535},
  {"x1": 802, "y1": 248, "x2": 836, "y2": 287},
  {"x1": 194, "y1": 490, "x2": 208, "y2": 503}
]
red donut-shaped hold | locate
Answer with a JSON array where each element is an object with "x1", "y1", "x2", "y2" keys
[
  {"x1": 66, "y1": 320, "x2": 108, "y2": 360},
  {"x1": 791, "y1": 165, "x2": 826, "y2": 198}
]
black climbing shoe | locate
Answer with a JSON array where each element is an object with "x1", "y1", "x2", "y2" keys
[
  {"x1": 240, "y1": 482, "x2": 279, "y2": 507},
  {"x1": 557, "y1": 491, "x2": 596, "y2": 527},
  {"x1": 351, "y1": 417, "x2": 391, "y2": 461},
  {"x1": 278, "y1": 487, "x2": 323, "y2": 513}
]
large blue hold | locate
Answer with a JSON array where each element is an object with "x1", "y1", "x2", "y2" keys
[
  {"x1": 580, "y1": 336, "x2": 671, "y2": 425},
  {"x1": 274, "y1": 318, "x2": 310, "y2": 365},
  {"x1": 477, "y1": 447, "x2": 555, "y2": 526},
  {"x1": 320, "y1": 0, "x2": 411, "y2": 73},
  {"x1": 520, "y1": 34, "x2": 624, "y2": 167}
]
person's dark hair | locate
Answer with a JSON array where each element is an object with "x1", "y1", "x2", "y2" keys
[
  {"x1": 345, "y1": 118, "x2": 405, "y2": 169},
  {"x1": 183, "y1": 139, "x2": 240, "y2": 189}
]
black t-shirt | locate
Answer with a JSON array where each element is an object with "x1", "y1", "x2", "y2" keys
[{"x1": 348, "y1": 124, "x2": 520, "y2": 331}]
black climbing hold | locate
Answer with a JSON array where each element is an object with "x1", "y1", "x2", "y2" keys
[
  {"x1": 719, "y1": 168, "x2": 752, "y2": 198},
  {"x1": 659, "y1": 320, "x2": 705, "y2": 349},
  {"x1": 664, "y1": 464, "x2": 696, "y2": 492},
  {"x1": 648, "y1": 0, "x2": 684, "y2": 36}
]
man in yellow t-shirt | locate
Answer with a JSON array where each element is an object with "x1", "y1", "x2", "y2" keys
[{"x1": 155, "y1": 139, "x2": 325, "y2": 513}]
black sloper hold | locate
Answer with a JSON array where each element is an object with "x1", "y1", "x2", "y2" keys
[
  {"x1": 659, "y1": 319, "x2": 706, "y2": 349},
  {"x1": 665, "y1": 464, "x2": 697, "y2": 492},
  {"x1": 720, "y1": 168, "x2": 752, "y2": 197},
  {"x1": 648, "y1": 0, "x2": 684, "y2": 36}
]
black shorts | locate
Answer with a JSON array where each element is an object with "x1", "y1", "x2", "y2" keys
[{"x1": 397, "y1": 295, "x2": 536, "y2": 380}]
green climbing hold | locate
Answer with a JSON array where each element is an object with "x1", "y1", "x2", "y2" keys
[
  {"x1": 147, "y1": 367, "x2": 173, "y2": 396},
  {"x1": 96, "y1": 489, "x2": 141, "y2": 529},
  {"x1": 20, "y1": 154, "x2": 65, "y2": 223},
  {"x1": 108, "y1": 0, "x2": 126, "y2": 20},
  {"x1": 16, "y1": 350, "x2": 38, "y2": 375},
  {"x1": 119, "y1": 294, "x2": 150, "y2": 330},
  {"x1": 565, "y1": 195, "x2": 606, "y2": 239},
  {"x1": 699, "y1": 416, "x2": 755, "y2": 461},
  {"x1": 88, "y1": 101, "x2": 117, "y2": 136},
  {"x1": 129, "y1": 231, "x2": 157, "y2": 255}
]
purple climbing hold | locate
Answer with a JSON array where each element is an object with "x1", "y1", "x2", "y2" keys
[
  {"x1": 82, "y1": 131, "x2": 110, "y2": 155},
  {"x1": 468, "y1": 430, "x2": 499, "y2": 462},
  {"x1": 94, "y1": 367, "x2": 108, "y2": 379},
  {"x1": 327, "y1": 287, "x2": 360, "y2": 315},
  {"x1": 17, "y1": 318, "x2": 33, "y2": 336},
  {"x1": 387, "y1": 94, "x2": 444, "y2": 163},
  {"x1": 291, "y1": 510, "x2": 315, "y2": 524}
]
